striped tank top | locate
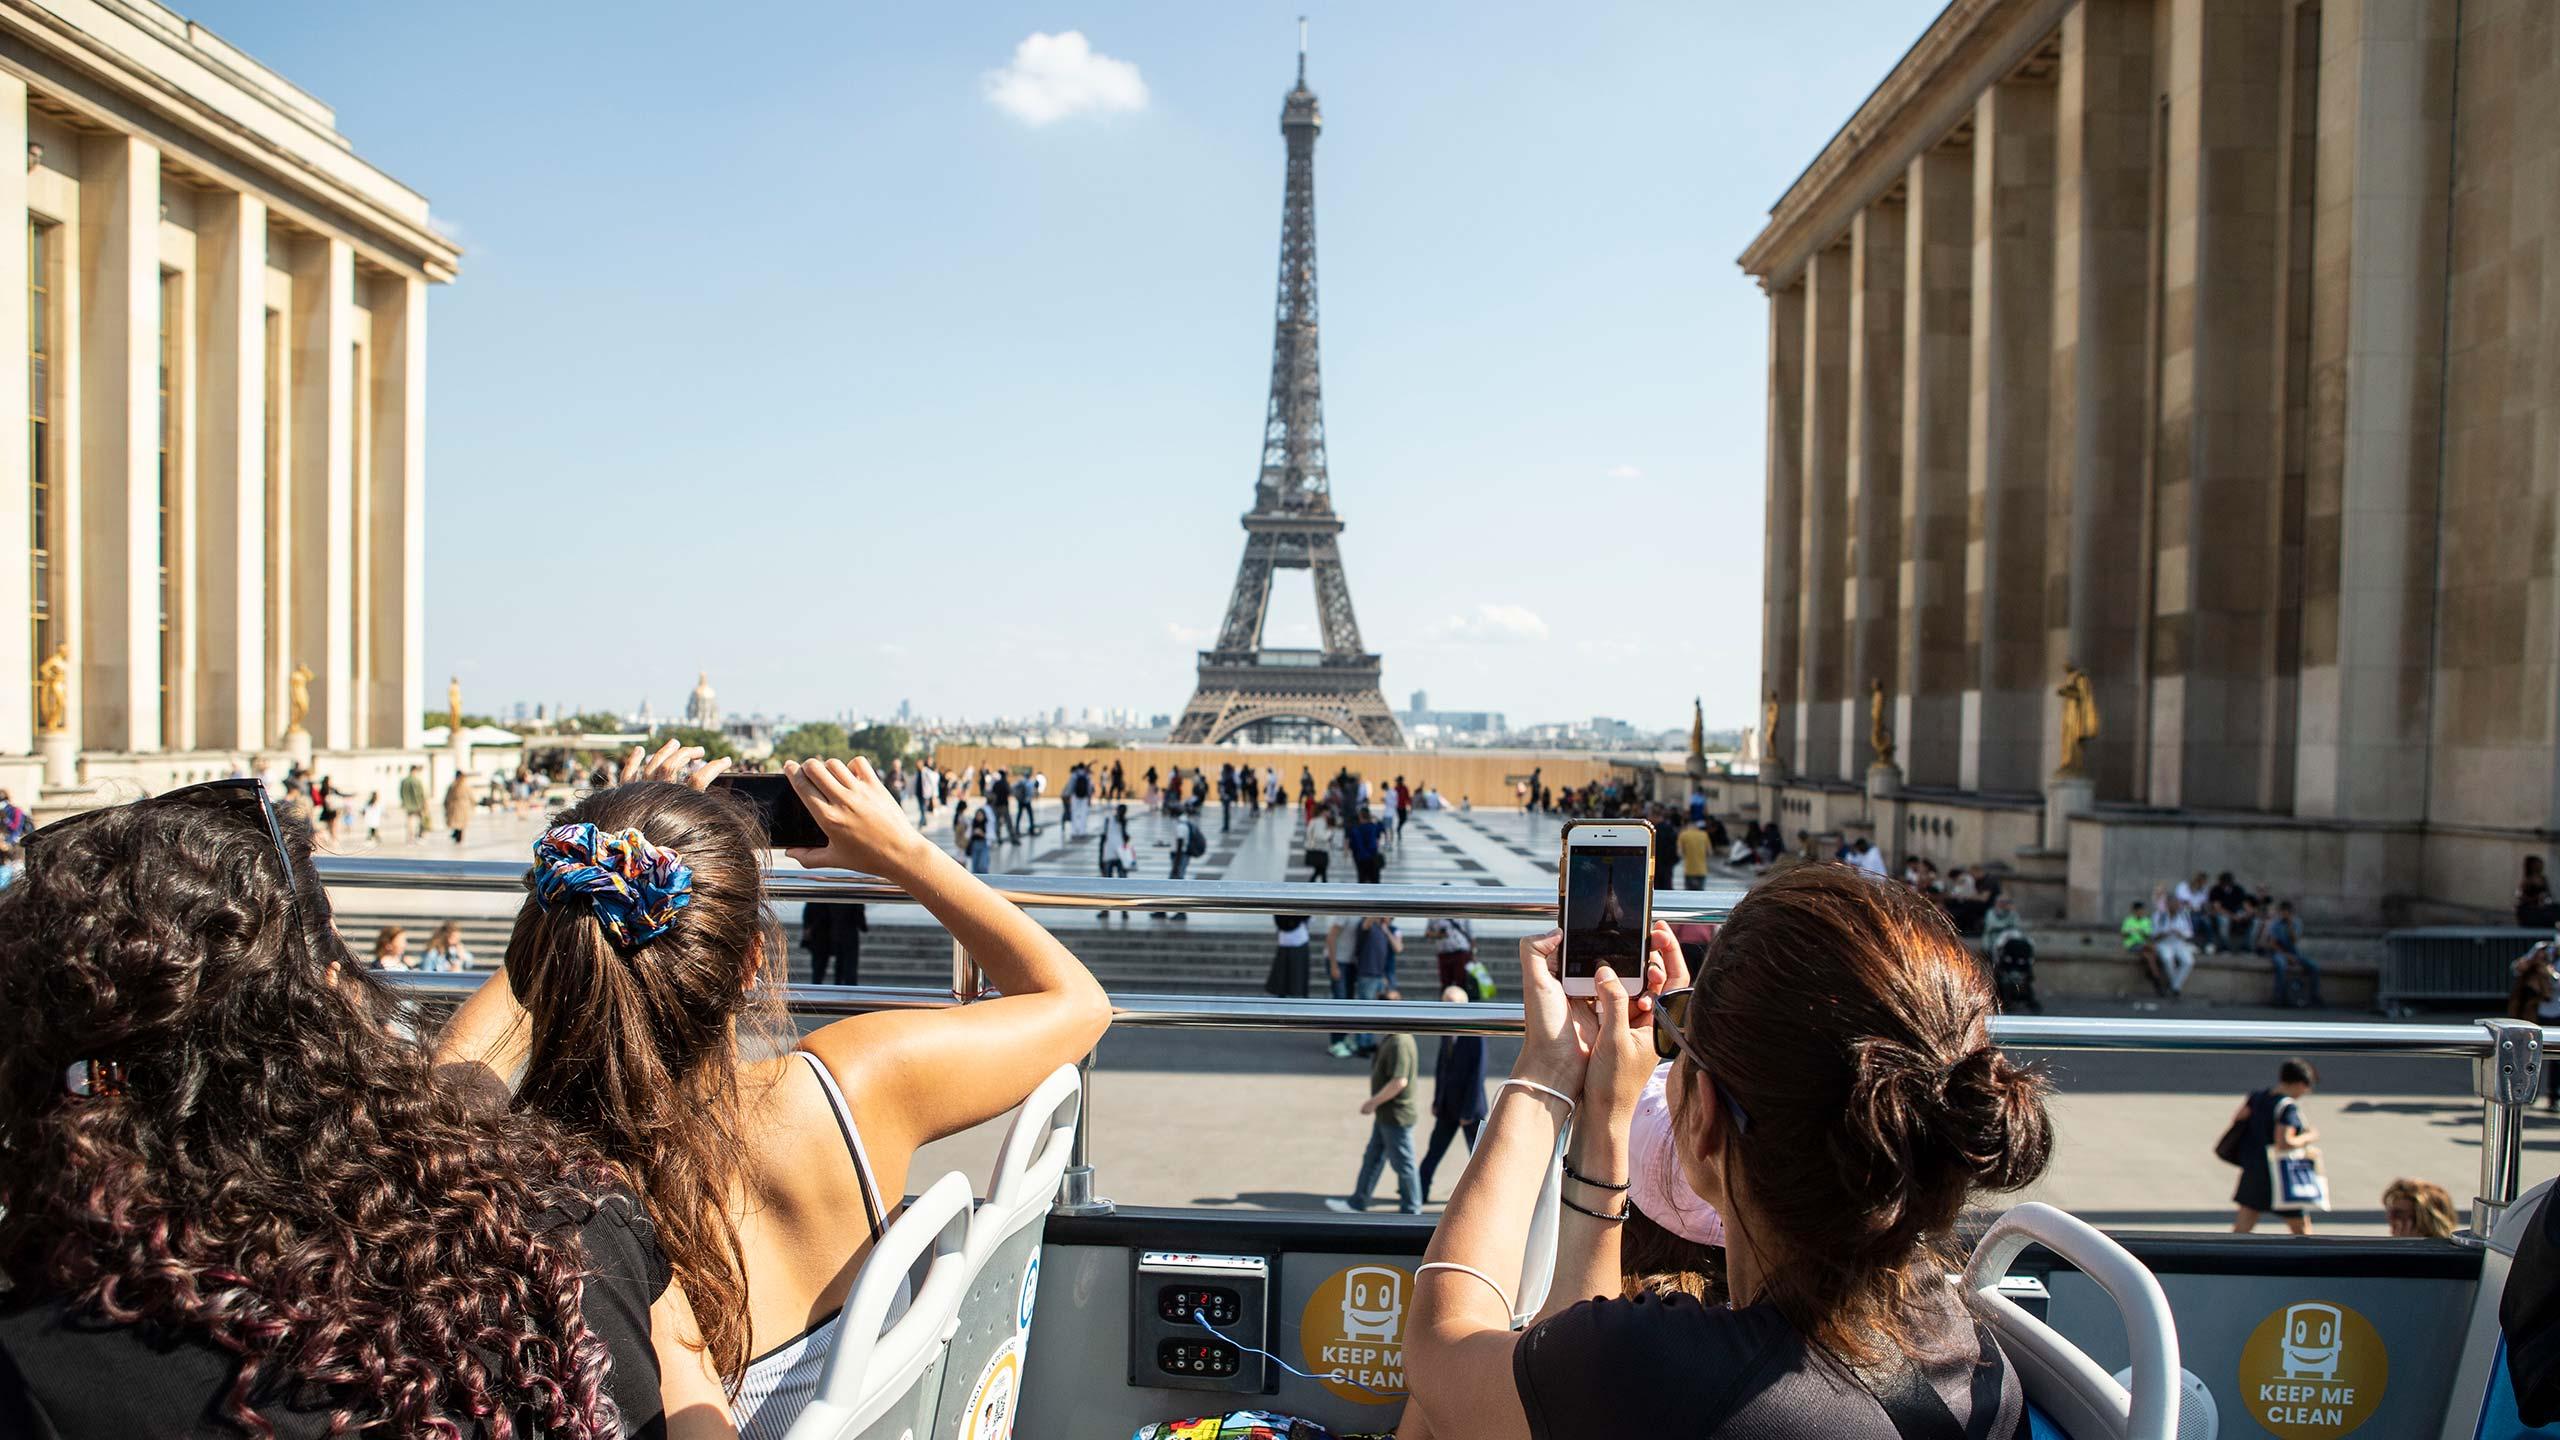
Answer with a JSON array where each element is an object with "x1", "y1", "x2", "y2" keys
[{"x1": 731, "y1": 1050, "x2": 897, "y2": 1440}]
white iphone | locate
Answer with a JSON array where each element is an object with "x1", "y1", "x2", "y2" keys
[{"x1": 1557, "y1": 821, "x2": 1655, "y2": 997}]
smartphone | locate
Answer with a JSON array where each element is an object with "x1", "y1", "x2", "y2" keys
[
  {"x1": 711, "y1": 773, "x2": 827, "y2": 850},
  {"x1": 1558, "y1": 821, "x2": 1655, "y2": 997}
]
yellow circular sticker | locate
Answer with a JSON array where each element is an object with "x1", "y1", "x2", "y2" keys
[
  {"x1": 2237, "y1": 1301, "x2": 2387, "y2": 1438},
  {"x1": 1298, "y1": 1263, "x2": 1412, "y2": 1405},
  {"x1": 960, "y1": 1335, "x2": 1022, "y2": 1440}
]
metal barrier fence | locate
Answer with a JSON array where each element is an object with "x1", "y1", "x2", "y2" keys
[
  {"x1": 328, "y1": 858, "x2": 2551, "y2": 1240},
  {"x1": 2380, "y1": 926, "x2": 2548, "y2": 1014}
]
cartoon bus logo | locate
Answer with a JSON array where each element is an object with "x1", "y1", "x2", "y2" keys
[
  {"x1": 2280, "y1": 1301, "x2": 2343, "y2": 1381},
  {"x1": 1340, "y1": 1265, "x2": 1405, "y2": 1345}
]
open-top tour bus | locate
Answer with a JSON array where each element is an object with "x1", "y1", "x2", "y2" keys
[{"x1": 340, "y1": 857, "x2": 2553, "y2": 1440}]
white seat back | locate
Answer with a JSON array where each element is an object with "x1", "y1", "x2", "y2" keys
[
  {"x1": 2439, "y1": 1175, "x2": 2554, "y2": 1440},
  {"x1": 1964, "y1": 1202, "x2": 2180, "y2": 1440},
  {"x1": 931, "y1": 1063, "x2": 1081, "y2": 1440},
  {"x1": 785, "y1": 1171, "x2": 975, "y2": 1440}
]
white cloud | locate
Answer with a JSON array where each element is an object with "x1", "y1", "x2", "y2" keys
[
  {"x1": 1426, "y1": 603, "x2": 1551, "y2": 644},
  {"x1": 981, "y1": 32, "x2": 1149, "y2": 126},
  {"x1": 1605, "y1": 464, "x2": 1643, "y2": 480},
  {"x1": 876, "y1": 641, "x2": 909, "y2": 658},
  {"x1": 1165, "y1": 621, "x2": 1213, "y2": 646}
]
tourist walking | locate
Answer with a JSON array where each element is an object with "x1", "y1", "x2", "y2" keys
[
  {"x1": 1266, "y1": 912, "x2": 1313, "y2": 998},
  {"x1": 1144, "y1": 765, "x2": 1161, "y2": 811},
  {"x1": 803, "y1": 899, "x2": 867, "y2": 986},
  {"x1": 967, "y1": 802, "x2": 992, "y2": 874},
  {"x1": 1153, "y1": 804, "x2": 1203, "y2": 922},
  {"x1": 1427, "y1": 913, "x2": 1476, "y2": 992},
  {"x1": 2512, "y1": 931, "x2": 2560, "y2": 1108},
  {"x1": 1098, "y1": 802, "x2": 1135, "y2": 920},
  {"x1": 1347, "y1": 805, "x2": 1387, "y2": 884},
  {"x1": 359, "y1": 791, "x2": 386, "y2": 844},
  {"x1": 1218, "y1": 764, "x2": 1238, "y2": 831},
  {"x1": 1023, "y1": 767, "x2": 1045, "y2": 835},
  {"x1": 1109, "y1": 759, "x2": 1126, "y2": 801},
  {"x1": 1343, "y1": 914, "x2": 1400, "y2": 1056},
  {"x1": 1323, "y1": 986, "x2": 1421, "y2": 1215},
  {"x1": 1416, "y1": 985, "x2": 1487, "y2": 1201},
  {"x1": 2229, "y1": 1058, "x2": 2321, "y2": 1235},
  {"x1": 1324, "y1": 915, "x2": 1359, "y2": 1054},
  {"x1": 442, "y1": 770, "x2": 473, "y2": 845},
  {"x1": 989, "y1": 768, "x2": 1018, "y2": 843},
  {"x1": 1679, "y1": 815, "x2": 1712, "y2": 889},
  {"x1": 396, "y1": 764, "x2": 428, "y2": 840}
]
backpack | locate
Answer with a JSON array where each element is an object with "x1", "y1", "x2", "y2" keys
[
  {"x1": 1185, "y1": 822, "x2": 1208, "y2": 858},
  {"x1": 1464, "y1": 957, "x2": 1497, "y2": 1001}
]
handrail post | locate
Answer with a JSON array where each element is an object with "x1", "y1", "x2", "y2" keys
[
  {"x1": 2472, "y1": 1017, "x2": 2543, "y2": 1240},
  {"x1": 1054, "y1": 1050, "x2": 1114, "y2": 1218},
  {"x1": 950, "y1": 937, "x2": 983, "y2": 1003}
]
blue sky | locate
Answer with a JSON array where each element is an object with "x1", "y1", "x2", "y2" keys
[{"x1": 185, "y1": 1, "x2": 1938, "y2": 730}]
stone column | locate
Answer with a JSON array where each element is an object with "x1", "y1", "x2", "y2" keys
[
  {"x1": 0, "y1": 77, "x2": 28, "y2": 757},
  {"x1": 370, "y1": 272, "x2": 426, "y2": 751},
  {"x1": 1963, "y1": 78, "x2": 2055, "y2": 795},
  {"x1": 1763, "y1": 282, "x2": 1805, "y2": 781},
  {"x1": 2290, "y1": 0, "x2": 2446, "y2": 825},
  {"x1": 1798, "y1": 243, "x2": 1851, "y2": 780},
  {"x1": 2047, "y1": 0, "x2": 2153, "y2": 798},
  {"x1": 76, "y1": 134, "x2": 160, "y2": 754},
  {"x1": 193, "y1": 191, "x2": 266, "y2": 753},
  {"x1": 1847, "y1": 199, "x2": 1906, "y2": 779},
  {"x1": 2146, "y1": 0, "x2": 2286, "y2": 810},
  {"x1": 288, "y1": 234, "x2": 353, "y2": 751},
  {"x1": 1899, "y1": 141, "x2": 1972, "y2": 789}
]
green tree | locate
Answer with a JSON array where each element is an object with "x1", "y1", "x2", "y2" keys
[
  {"x1": 649, "y1": 724, "x2": 740, "y2": 764},
  {"x1": 423, "y1": 710, "x2": 500, "y2": 732},
  {"x1": 773, "y1": 721, "x2": 851, "y2": 765},
  {"x1": 844, "y1": 724, "x2": 912, "y2": 771},
  {"x1": 561, "y1": 710, "x2": 629, "y2": 734}
]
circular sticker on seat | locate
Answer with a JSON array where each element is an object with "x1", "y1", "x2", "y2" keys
[
  {"x1": 1019, "y1": 1251, "x2": 1040, "y2": 1334},
  {"x1": 1298, "y1": 1263, "x2": 1411, "y2": 1404},
  {"x1": 2237, "y1": 1300, "x2": 2387, "y2": 1437},
  {"x1": 960, "y1": 1335, "x2": 1023, "y2": 1440}
]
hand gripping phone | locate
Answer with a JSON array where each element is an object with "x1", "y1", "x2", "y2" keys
[
  {"x1": 710, "y1": 772, "x2": 827, "y2": 850},
  {"x1": 1558, "y1": 821, "x2": 1654, "y2": 997}
]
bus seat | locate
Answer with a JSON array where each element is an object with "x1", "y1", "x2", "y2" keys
[
  {"x1": 785, "y1": 1171, "x2": 976, "y2": 1440},
  {"x1": 1963, "y1": 1202, "x2": 2180, "y2": 1440},
  {"x1": 930, "y1": 1063, "x2": 1081, "y2": 1440},
  {"x1": 2441, "y1": 1176, "x2": 2557, "y2": 1440}
]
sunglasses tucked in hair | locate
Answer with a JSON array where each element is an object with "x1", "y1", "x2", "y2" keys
[{"x1": 26, "y1": 779, "x2": 307, "y2": 959}]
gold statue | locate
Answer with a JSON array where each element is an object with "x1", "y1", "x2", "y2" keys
[
  {"x1": 34, "y1": 642, "x2": 68, "y2": 735},
  {"x1": 1686, "y1": 697, "x2": 1709, "y2": 778},
  {"x1": 1763, "y1": 690, "x2": 1781, "y2": 762},
  {"x1": 286, "y1": 662, "x2": 313, "y2": 736},
  {"x1": 447, "y1": 676, "x2": 463, "y2": 738},
  {"x1": 2056, "y1": 663, "x2": 2099, "y2": 778},
  {"x1": 1869, "y1": 676, "x2": 1895, "y2": 768}
]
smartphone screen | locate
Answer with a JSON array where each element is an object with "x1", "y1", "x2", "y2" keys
[
  {"x1": 710, "y1": 773, "x2": 827, "y2": 850},
  {"x1": 1562, "y1": 843, "x2": 1651, "y2": 979}
]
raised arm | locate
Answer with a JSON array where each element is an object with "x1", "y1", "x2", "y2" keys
[{"x1": 786, "y1": 757, "x2": 1112, "y2": 1157}]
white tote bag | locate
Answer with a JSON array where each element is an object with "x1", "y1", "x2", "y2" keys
[{"x1": 2268, "y1": 1145, "x2": 2331, "y2": 1211}]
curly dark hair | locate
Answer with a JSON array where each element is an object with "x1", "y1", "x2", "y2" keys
[{"x1": 0, "y1": 799, "x2": 622, "y2": 1438}]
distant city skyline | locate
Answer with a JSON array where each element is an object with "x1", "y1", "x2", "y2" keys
[{"x1": 178, "y1": 1, "x2": 1945, "y2": 733}]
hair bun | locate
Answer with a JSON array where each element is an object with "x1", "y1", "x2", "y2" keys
[{"x1": 1941, "y1": 1045, "x2": 2053, "y2": 1193}]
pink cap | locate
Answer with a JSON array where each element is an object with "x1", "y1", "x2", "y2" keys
[{"x1": 1630, "y1": 1061, "x2": 1726, "y2": 1247}]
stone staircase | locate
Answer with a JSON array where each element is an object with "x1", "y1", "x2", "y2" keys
[{"x1": 335, "y1": 911, "x2": 1506, "y2": 1000}]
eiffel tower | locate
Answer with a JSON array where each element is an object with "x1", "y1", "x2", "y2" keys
[{"x1": 1170, "y1": 31, "x2": 1403, "y2": 748}]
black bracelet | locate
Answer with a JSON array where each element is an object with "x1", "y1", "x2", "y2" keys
[
  {"x1": 1563, "y1": 1160, "x2": 1630, "y2": 1192},
  {"x1": 1561, "y1": 1193, "x2": 1629, "y2": 1223}
]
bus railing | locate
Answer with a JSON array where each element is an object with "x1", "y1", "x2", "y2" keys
[{"x1": 327, "y1": 858, "x2": 2548, "y2": 1240}]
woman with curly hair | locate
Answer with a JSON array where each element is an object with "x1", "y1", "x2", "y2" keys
[
  {"x1": 435, "y1": 745, "x2": 1110, "y2": 1438},
  {"x1": 0, "y1": 782, "x2": 722, "y2": 1438}
]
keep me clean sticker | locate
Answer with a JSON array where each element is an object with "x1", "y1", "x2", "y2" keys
[{"x1": 2236, "y1": 1301, "x2": 2387, "y2": 1438}]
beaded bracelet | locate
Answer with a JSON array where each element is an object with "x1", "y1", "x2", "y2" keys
[
  {"x1": 1563, "y1": 1160, "x2": 1629, "y2": 1192},
  {"x1": 1561, "y1": 1193, "x2": 1629, "y2": 1224}
]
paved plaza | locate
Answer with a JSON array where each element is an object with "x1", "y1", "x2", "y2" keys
[{"x1": 332, "y1": 794, "x2": 2558, "y2": 1235}]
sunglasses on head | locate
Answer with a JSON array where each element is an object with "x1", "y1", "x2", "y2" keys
[
  {"x1": 26, "y1": 777, "x2": 293, "y2": 875},
  {"x1": 1652, "y1": 986, "x2": 1752, "y2": 1137}
]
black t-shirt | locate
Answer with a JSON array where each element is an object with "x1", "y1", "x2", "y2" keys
[
  {"x1": 2209, "y1": 881, "x2": 2251, "y2": 915},
  {"x1": 0, "y1": 1191, "x2": 669, "y2": 1439},
  {"x1": 1514, "y1": 1291, "x2": 2023, "y2": 1439}
]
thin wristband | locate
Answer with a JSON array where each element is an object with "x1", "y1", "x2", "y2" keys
[
  {"x1": 1496, "y1": 1077, "x2": 1578, "y2": 1118},
  {"x1": 1561, "y1": 1193, "x2": 1629, "y2": 1224},
  {"x1": 1416, "y1": 1261, "x2": 1524, "y2": 1330},
  {"x1": 1562, "y1": 1160, "x2": 1629, "y2": 1192}
]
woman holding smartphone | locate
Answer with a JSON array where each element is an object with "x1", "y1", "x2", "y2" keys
[
  {"x1": 435, "y1": 747, "x2": 1110, "y2": 1439},
  {"x1": 1402, "y1": 864, "x2": 2051, "y2": 1439}
]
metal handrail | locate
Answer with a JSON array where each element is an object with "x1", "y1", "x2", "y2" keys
[
  {"x1": 338, "y1": 858, "x2": 2546, "y2": 1237},
  {"x1": 313, "y1": 856, "x2": 1749, "y2": 922}
]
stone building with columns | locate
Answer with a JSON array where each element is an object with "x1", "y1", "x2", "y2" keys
[
  {"x1": 0, "y1": 1, "x2": 449, "y2": 811},
  {"x1": 1744, "y1": 0, "x2": 2554, "y2": 925}
]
